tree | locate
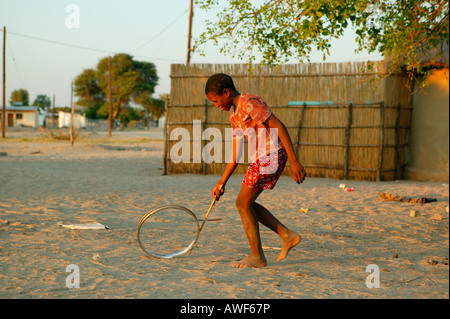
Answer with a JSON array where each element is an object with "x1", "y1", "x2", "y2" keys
[
  {"x1": 73, "y1": 68, "x2": 104, "y2": 118},
  {"x1": 134, "y1": 94, "x2": 165, "y2": 119},
  {"x1": 32, "y1": 94, "x2": 51, "y2": 110},
  {"x1": 117, "y1": 105, "x2": 143, "y2": 124},
  {"x1": 74, "y1": 53, "x2": 159, "y2": 120},
  {"x1": 74, "y1": 69, "x2": 105, "y2": 108},
  {"x1": 194, "y1": 0, "x2": 449, "y2": 84},
  {"x1": 9, "y1": 89, "x2": 30, "y2": 105}
]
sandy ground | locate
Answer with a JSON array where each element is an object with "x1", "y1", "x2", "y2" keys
[{"x1": 0, "y1": 128, "x2": 448, "y2": 299}]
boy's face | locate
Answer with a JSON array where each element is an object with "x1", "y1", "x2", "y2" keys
[{"x1": 206, "y1": 89, "x2": 233, "y2": 111}]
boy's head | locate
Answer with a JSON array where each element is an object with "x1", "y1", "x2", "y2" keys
[
  {"x1": 205, "y1": 73, "x2": 237, "y2": 96},
  {"x1": 205, "y1": 73, "x2": 238, "y2": 111}
]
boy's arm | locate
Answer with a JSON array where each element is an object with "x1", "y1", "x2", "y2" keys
[
  {"x1": 213, "y1": 136, "x2": 241, "y2": 200},
  {"x1": 266, "y1": 114, "x2": 306, "y2": 184}
]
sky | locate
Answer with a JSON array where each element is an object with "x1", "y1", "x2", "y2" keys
[{"x1": 0, "y1": 0, "x2": 383, "y2": 108}]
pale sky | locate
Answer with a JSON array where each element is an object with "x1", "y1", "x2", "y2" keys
[{"x1": 0, "y1": 0, "x2": 382, "y2": 107}]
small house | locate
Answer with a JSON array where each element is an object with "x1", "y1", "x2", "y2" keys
[
  {"x1": 58, "y1": 111, "x2": 86, "y2": 128},
  {"x1": 0, "y1": 104, "x2": 42, "y2": 128}
]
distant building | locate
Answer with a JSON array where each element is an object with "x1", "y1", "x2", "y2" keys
[
  {"x1": 0, "y1": 103, "x2": 45, "y2": 128},
  {"x1": 403, "y1": 42, "x2": 449, "y2": 181},
  {"x1": 58, "y1": 111, "x2": 86, "y2": 128},
  {"x1": 404, "y1": 67, "x2": 449, "y2": 181}
]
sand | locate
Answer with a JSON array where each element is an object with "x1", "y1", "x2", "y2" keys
[{"x1": 0, "y1": 128, "x2": 448, "y2": 299}]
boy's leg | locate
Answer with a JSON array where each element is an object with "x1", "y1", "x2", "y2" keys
[
  {"x1": 234, "y1": 183, "x2": 301, "y2": 267},
  {"x1": 233, "y1": 183, "x2": 267, "y2": 268},
  {"x1": 252, "y1": 202, "x2": 301, "y2": 261}
]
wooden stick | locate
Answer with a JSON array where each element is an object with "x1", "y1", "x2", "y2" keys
[
  {"x1": 295, "y1": 102, "x2": 305, "y2": 160},
  {"x1": 395, "y1": 103, "x2": 403, "y2": 180},
  {"x1": 162, "y1": 97, "x2": 170, "y2": 175},
  {"x1": 377, "y1": 102, "x2": 385, "y2": 181},
  {"x1": 198, "y1": 196, "x2": 217, "y2": 235},
  {"x1": 202, "y1": 98, "x2": 207, "y2": 175},
  {"x1": 344, "y1": 103, "x2": 353, "y2": 179},
  {"x1": 188, "y1": 185, "x2": 222, "y2": 254},
  {"x1": 70, "y1": 101, "x2": 75, "y2": 146}
]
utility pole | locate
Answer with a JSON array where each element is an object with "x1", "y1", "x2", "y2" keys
[
  {"x1": 108, "y1": 56, "x2": 112, "y2": 137},
  {"x1": 70, "y1": 81, "x2": 73, "y2": 113},
  {"x1": 2, "y1": 27, "x2": 6, "y2": 138},
  {"x1": 69, "y1": 81, "x2": 74, "y2": 146},
  {"x1": 70, "y1": 102, "x2": 75, "y2": 146},
  {"x1": 186, "y1": 0, "x2": 193, "y2": 64}
]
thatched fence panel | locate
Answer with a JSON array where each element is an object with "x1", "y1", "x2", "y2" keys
[{"x1": 165, "y1": 63, "x2": 412, "y2": 181}]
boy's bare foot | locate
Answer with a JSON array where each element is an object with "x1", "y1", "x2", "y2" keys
[
  {"x1": 277, "y1": 232, "x2": 301, "y2": 262},
  {"x1": 232, "y1": 255, "x2": 267, "y2": 268}
]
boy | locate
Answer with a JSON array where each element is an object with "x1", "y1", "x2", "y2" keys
[{"x1": 205, "y1": 73, "x2": 306, "y2": 268}]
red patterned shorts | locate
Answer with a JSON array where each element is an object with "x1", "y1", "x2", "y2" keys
[{"x1": 243, "y1": 147, "x2": 288, "y2": 190}]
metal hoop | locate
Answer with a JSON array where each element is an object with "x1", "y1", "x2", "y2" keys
[{"x1": 136, "y1": 205, "x2": 200, "y2": 259}]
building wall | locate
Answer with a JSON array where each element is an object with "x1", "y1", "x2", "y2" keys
[
  {"x1": 16, "y1": 111, "x2": 39, "y2": 128},
  {"x1": 404, "y1": 68, "x2": 449, "y2": 181},
  {"x1": 2, "y1": 110, "x2": 39, "y2": 128},
  {"x1": 167, "y1": 62, "x2": 413, "y2": 180}
]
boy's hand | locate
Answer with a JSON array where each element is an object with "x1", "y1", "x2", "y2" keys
[
  {"x1": 290, "y1": 160, "x2": 306, "y2": 184},
  {"x1": 212, "y1": 183, "x2": 225, "y2": 201}
]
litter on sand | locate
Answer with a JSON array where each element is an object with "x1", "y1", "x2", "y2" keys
[
  {"x1": 58, "y1": 222, "x2": 110, "y2": 230},
  {"x1": 410, "y1": 210, "x2": 420, "y2": 217},
  {"x1": 379, "y1": 192, "x2": 437, "y2": 204},
  {"x1": 339, "y1": 184, "x2": 354, "y2": 191}
]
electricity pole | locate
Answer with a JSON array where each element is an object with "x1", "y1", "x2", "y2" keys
[
  {"x1": 186, "y1": 0, "x2": 193, "y2": 64},
  {"x1": 2, "y1": 27, "x2": 6, "y2": 138},
  {"x1": 108, "y1": 56, "x2": 112, "y2": 137}
]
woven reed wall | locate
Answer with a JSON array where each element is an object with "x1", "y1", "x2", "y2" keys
[{"x1": 164, "y1": 62, "x2": 412, "y2": 181}]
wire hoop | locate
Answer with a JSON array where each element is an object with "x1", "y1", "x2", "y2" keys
[{"x1": 136, "y1": 205, "x2": 200, "y2": 259}]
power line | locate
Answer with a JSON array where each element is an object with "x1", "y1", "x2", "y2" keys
[
  {"x1": 131, "y1": 8, "x2": 189, "y2": 53},
  {"x1": 3, "y1": 29, "x2": 184, "y2": 63},
  {"x1": 6, "y1": 36, "x2": 26, "y2": 88},
  {"x1": 7, "y1": 30, "x2": 112, "y2": 54}
]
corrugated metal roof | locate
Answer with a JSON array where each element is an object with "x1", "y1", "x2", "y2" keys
[{"x1": 2, "y1": 106, "x2": 40, "y2": 111}]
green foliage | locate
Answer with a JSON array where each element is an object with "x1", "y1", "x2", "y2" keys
[
  {"x1": 32, "y1": 94, "x2": 51, "y2": 110},
  {"x1": 117, "y1": 106, "x2": 143, "y2": 123},
  {"x1": 74, "y1": 54, "x2": 159, "y2": 121},
  {"x1": 195, "y1": 0, "x2": 449, "y2": 84},
  {"x1": 134, "y1": 94, "x2": 166, "y2": 120},
  {"x1": 9, "y1": 89, "x2": 30, "y2": 105},
  {"x1": 73, "y1": 68, "x2": 104, "y2": 111},
  {"x1": 83, "y1": 103, "x2": 103, "y2": 119}
]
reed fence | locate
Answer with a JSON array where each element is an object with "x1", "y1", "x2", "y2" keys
[{"x1": 164, "y1": 62, "x2": 412, "y2": 181}]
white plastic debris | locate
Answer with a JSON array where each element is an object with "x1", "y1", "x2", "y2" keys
[
  {"x1": 58, "y1": 222, "x2": 110, "y2": 230},
  {"x1": 410, "y1": 210, "x2": 419, "y2": 217}
]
